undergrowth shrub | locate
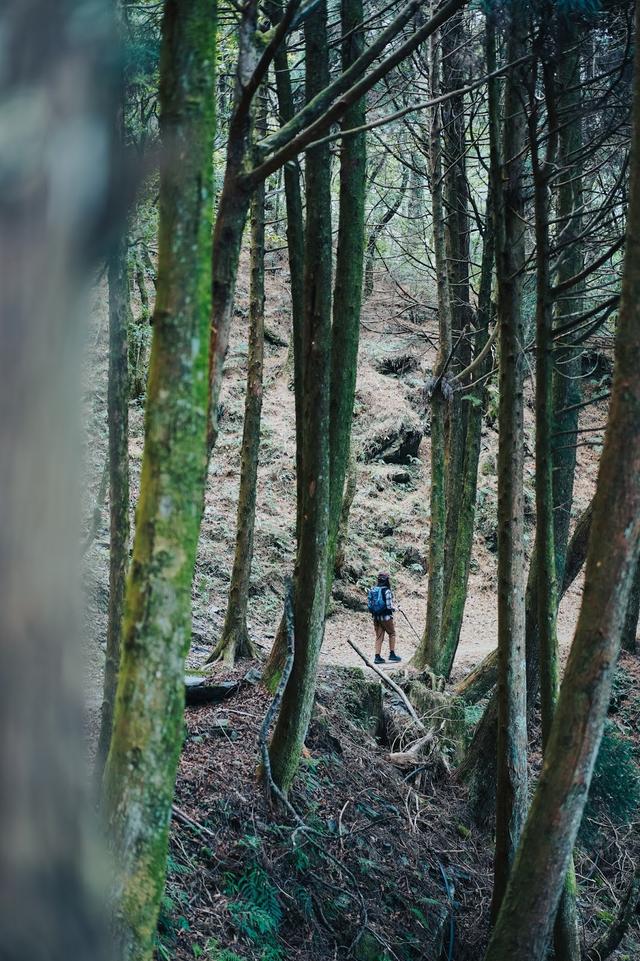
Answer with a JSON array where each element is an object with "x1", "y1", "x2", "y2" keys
[
  {"x1": 580, "y1": 723, "x2": 640, "y2": 845},
  {"x1": 224, "y1": 838, "x2": 284, "y2": 960},
  {"x1": 155, "y1": 854, "x2": 193, "y2": 959}
]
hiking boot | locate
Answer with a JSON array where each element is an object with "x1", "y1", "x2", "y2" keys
[
  {"x1": 388, "y1": 651, "x2": 402, "y2": 663},
  {"x1": 374, "y1": 654, "x2": 386, "y2": 665}
]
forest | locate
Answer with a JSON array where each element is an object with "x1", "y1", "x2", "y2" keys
[{"x1": 2, "y1": 0, "x2": 640, "y2": 958}]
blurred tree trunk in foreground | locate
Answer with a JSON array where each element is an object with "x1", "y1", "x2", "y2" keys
[{"x1": 0, "y1": 0, "x2": 118, "y2": 958}]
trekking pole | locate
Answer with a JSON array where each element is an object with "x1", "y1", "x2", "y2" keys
[{"x1": 398, "y1": 607, "x2": 422, "y2": 644}]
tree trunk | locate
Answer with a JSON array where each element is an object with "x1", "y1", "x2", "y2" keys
[
  {"x1": 268, "y1": 0, "x2": 332, "y2": 794},
  {"x1": 532, "y1": 55, "x2": 580, "y2": 960},
  {"x1": 327, "y1": 0, "x2": 367, "y2": 583},
  {"x1": 269, "y1": 0, "x2": 305, "y2": 526},
  {"x1": 453, "y1": 649, "x2": 498, "y2": 704},
  {"x1": 438, "y1": 179, "x2": 495, "y2": 678},
  {"x1": 96, "y1": 227, "x2": 131, "y2": 778},
  {"x1": 209, "y1": 94, "x2": 266, "y2": 667},
  {"x1": 363, "y1": 167, "x2": 408, "y2": 299},
  {"x1": 253, "y1": 9, "x2": 305, "y2": 695},
  {"x1": 0, "y1": 0, "x2": 118, "y2": 956},
  {"x1": 102, "y1": 1, "x2": 217, "y2": 957},
  {"x1": 457, "y1": 498, "x2": 594, "y2": 819},
  {"x1": 334, "y1": 450, "x2": 358, "y2": 576},
  {"x1": 207, "y1": 2, "x2": 257, "y2": 453},
  {"x1": 441, "y1": 10, "x2": 472, "y2": 598},
  {"x1": 621, "y1": 555, "x2": 640, "y2": 653},
  {"x1": 490, "y1": 7, "x2": 529, "y2": 916},
  {"x1": 484, "y1": 12, "x2": 640, "y2": 952},
  {"x1": 412, "y1": 29, "x2": 451, "y2": 671}
]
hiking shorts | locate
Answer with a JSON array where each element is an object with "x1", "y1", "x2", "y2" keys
[{"x1": 374, "y1": 618, "x2": 396, "y2": 645}]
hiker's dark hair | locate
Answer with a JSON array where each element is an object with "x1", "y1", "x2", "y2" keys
[{"x1": 377, "y1": 571, "x2": 391, "y2": 587}]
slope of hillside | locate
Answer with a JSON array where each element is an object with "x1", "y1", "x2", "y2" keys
[{"x1": 82, "y1": 245, "x2": 607, "y2": 713}]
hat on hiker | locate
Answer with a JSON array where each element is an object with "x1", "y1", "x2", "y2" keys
[{"x1": 377, "y1": 571, "x2": 391, "y2": 586}]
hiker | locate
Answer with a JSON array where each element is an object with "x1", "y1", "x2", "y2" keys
[{"x1": 368, "y1": 572, "x2": 401, "y2": 665}]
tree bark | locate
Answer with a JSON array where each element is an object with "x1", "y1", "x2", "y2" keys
[
  {"x1": 412, "y1": 29, "x2": 451, "y2": 671},
  {"x1": 96, "y1": 32, "x2": 131, "y2": 779},
  {"x1": 268, "y1": 0, "x2": 333, "y2": 793},
  {"x1": 207, "y1": 0, "x2": 257, "y2": 452},
  {"x1": 327, "y1": 0, "x2": 367, "y2": 584},
  {"x1": 441, "y1": 10, "x2": 472, "y2": 598},
  {"x1": 334, "y1": 450, "x2": 358, "y2": 576},
  {"x1": 532, "y1": 52, "x2": 580, "y2": 960},
  {"x1": 102, "y1": 1, "x2": 216, "y2": 957},
  {"x1": 484, "y1": 10, "x2": 640, "y2": 952},
  {"x1": 96, "y1": 228, "x2": 131, "y2": 778},
  {"x1": 490, "y1": 7, "x2": 529, "y2": 916},
  {"x1": 438, "y1": 179, "x2": 495, "y2": 678},
  {"x1": 261, "y1": 9, "x2": 306, "y2": 694},
  {"x1": 209, "y1": 93, "x2": 267, "y2": 667}
]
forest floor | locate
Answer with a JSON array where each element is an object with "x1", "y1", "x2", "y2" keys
[{"x1": 82, "y1": 252, "x2": 638, "y2": 960}]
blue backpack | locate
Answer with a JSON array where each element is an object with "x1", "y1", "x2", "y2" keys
[{"x1": 368, "y1": 586, "x2": 389, "y2": 617}]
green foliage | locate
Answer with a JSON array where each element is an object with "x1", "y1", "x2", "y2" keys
[
  {"x1": 225, "y1": 854, "x2": 283, "y2": 955},
  {"x1": 580, "y1": 724, "x2": 640, "y2": 844},
  {"x1": 204, "y1": 938, "x2": 246, "y2": 961}
]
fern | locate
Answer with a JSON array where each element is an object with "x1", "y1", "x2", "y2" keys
[
  {"x1": 226, "y1": 864, "x2": 283, "y2": 945},
  {"x1": 204, "y1": 939, "x2": 246, "y2": 961}
]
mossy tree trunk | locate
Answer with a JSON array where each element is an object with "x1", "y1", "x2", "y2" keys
[
  {"x1": 490, "y1": 6, "x2": 529, "y2": 916},
  {"x1": 334, "y1": 450, "x2": 358, "y2": 576},
  {"x1": 327, "y1": 0, "x2": 367, "y2": 584},
  {"x1": 268, "y1": 0, "x2": 332, "y2": 793},
  {"x1": 129, "y1": 251, "x2": 151, "y2": 401},
  {"x1": 261, "y1": 11, "x2": 306, "y2": 695},
  {"x1": 531, "y1": 51, "x2": 581, "y2": 960},
  {"x1": 271, "y1": 9, "x2": 305, "y2": 533},
  {"x1": 209, "y1": 94, "x2": 267, "y2": 668},
  {"x1": 484, "y1": 15, "x2": 640, "y2": 953},
  {"x1": 441, "y1": 10, "x2": 472, "y2": 598},
  {"x1": 413, "y1": 28, "x2": 451, "y2": 671},
  {"x1": 437, "y1": 180, "x2": 495, "y2": 678},
  {"x1": 102, "y1": 1, "x2": 216, "y2": 958}
]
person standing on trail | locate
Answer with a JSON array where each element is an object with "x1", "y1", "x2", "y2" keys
[{"x1": 368, "y1": 572, "x2": 401, "y2": 665}]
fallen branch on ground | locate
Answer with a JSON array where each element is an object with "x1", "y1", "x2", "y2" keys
[{"x1": 346, "y1": 635, "x2": 425, "y2": 731}]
